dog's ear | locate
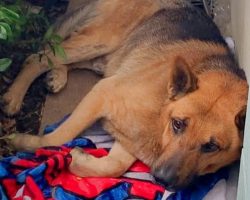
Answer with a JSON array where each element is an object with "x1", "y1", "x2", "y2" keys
[
  {"x1": 235, "y1": 106, "x2": 247, "y2": 135},
  {"x1": 167, "y1": 57, "x2": 197, "y2": 100}
]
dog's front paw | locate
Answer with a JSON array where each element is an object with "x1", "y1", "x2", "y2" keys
[
  {"x1": 0, "y1": 133, "x2": 21, "y2": 149},
  {"x1": 69, "y1": 147, "x2": 90, "y2": 177},
  {"x1": 0, "y1": 90, "x2": 23, "y2": 116},
  {"x1": 3, "y1": 133, "x2": 42, "y2": 151},
  {"x1": 46, "y1": 68, "x2": 68, "y2": 93}
]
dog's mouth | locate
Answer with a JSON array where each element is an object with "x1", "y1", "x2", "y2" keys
[{"x1": 154, "y1": 176, "x2": 179, "y2": 192}]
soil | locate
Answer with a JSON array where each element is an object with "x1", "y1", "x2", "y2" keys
[
  {"x1": 0, "y1": 0, "x2": 68, "y2": 157},
  {"x1": 0, "y1": 65, "x2": 47, "y2": 156}
]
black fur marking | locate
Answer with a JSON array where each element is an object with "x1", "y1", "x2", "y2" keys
[
  {"x1": 197, "y1": 54, "x2": 246, "y2": 80},
  {"x1": 128, "y1": 5, "x2": 227, "y2": 46},
  {"x1": 157, "y1": 7, "x2": 226, "y2": 44}
]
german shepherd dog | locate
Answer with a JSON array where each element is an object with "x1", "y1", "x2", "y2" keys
[{"x1": 1, "y1": 0, "x2": 248, "y2": 190}]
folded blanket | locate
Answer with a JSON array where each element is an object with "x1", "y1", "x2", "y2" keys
[{"x1": 0, "y1": 117, "x2": 229, "y2": 200}]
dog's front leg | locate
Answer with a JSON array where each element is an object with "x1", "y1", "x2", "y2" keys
[
  {"x1": 8, "y1": 78, "x2": 113, "y2": 151},
  {"x1": 69, "y1": 141, "x2": 136, "y2": 177}
]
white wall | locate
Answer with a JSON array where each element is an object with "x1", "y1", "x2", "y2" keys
[
  {"x1": 231, "y1": 0, "x2": 250, "y2": 75},
  {"x1": 231, "y1": 0, "x2": 250, "y2": 199}
]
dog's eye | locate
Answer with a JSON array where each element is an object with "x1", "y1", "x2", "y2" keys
[
  {"x1": 201, "y1": 141, "x2": 220, "y2": 153},
  {"x1": 171, "y1": 118, "x2": 187, "y2": 134}
]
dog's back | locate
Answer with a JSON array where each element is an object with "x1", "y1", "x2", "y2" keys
[
  {"x1": 104, "y1": 2, "x2": 244, "y2": 80},
  {"x1": 52, "y1": 0, "x2": 243, "y2": 81}
]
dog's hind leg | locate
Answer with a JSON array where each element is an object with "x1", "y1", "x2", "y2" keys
[
  {"x1": 1, "y1": 31, "x2": 118, "y2": 115},
  {"x1": 45, "y1": 65, "x2": 69, "y2": 93},
  {"x1": 1, "y1": 0, "x2": 159, "y2": 115},
  {"x1": 69, "y1": 141, "x2": 136, "y2": 177},
  {"x1": 1, "y1": 28, "x2": 120, "y2": 115}
]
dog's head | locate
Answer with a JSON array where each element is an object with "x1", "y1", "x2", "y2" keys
[{"x1": 152, "y1": 57, "x2": 248, "y2": 191}]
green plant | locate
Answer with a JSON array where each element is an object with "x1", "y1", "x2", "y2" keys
[
  {"x1": 41, "y1": 26, "x2": 66, "y2": 68},
  {"x1": 0, "y1": 1, "x2": 66, "y2": 72},
  {"x1": 0, "y1": 6, "x2": 20, "y2": 71}
]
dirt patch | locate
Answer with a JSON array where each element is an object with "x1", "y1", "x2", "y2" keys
[{"x1": 0, "y1": 0, "x2": 68, "y2": 157}]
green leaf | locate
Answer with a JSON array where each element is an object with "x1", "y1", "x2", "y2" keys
[
  {"x1": 44, "y1": 26, "x2": 54, "y2": 41},
  {"x1": 0, "y1": 58, "x2": 12, "y2": 72},
  {"x1": 47, "y1": 56, "x2": 54, "y2": 68},
  {"x1": 0, "y1": 10, "x2": 8, "y2": 21},
  {"x1": 52, "y1": 44, "x2": 67, "y2": 60},
  {"x1": 0, "y1": 22, "x2": 12, "y2": 34},
  {"x1": 16, "y1": 15, "x2": 27, "y2": 26},
  {"x1": 0, "y1": 24, "x2": 7, "y2": 40},
  {"x1": 0, "y1": 22, "x2": 12, "y2": 40},
  {"x1": 0, "y1": 7, "x2": 20, "y2": 22},
  {"x1": 50, "y1": 34, "x2": 63, "y2": 44}
]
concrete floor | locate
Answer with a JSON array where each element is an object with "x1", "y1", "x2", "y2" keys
[
  {"x1": 213, "y1": 0, "x2": 232, "y2": 36},
  {"x1": 40, "y1": 70, "x2": 100, "y2": 133}
]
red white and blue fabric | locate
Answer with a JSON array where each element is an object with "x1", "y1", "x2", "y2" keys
[{"x1": 0, "y1": 117, "x2": 228, "y2": 200}]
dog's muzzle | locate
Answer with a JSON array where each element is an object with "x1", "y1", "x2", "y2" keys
[
  {"x1": 152, "y1": 163, "x2": 180, "y2": 191},
  {"x1": 152, "y1": 162, "x2": 196, "y2": 191}
]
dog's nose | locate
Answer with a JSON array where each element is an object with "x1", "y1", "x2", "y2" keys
[{"x1": 153, "y1": 165, "x2": 179, "y2": 191}]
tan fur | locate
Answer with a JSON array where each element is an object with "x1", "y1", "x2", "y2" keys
[{"x1": 1, "y1": 0, "x2": 248, "y2": 190}]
